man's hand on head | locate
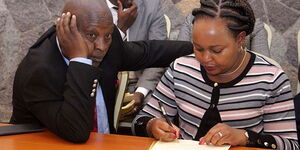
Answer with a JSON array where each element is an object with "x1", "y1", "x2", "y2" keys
[
  {"x1": 56, "y1": 12, "x2": 92, "y2": 60},
  {"x1": 116, "y1": 0, "x2": 138, "y2": 33}
]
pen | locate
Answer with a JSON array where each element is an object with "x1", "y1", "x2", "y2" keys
[{"x1": 158, "y1": 101, "x2": 173, "y2": 127}]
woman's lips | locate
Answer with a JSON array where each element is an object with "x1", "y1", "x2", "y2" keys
[{"x1": 204, "y1": 66, "x2": 216, "y2": 72}]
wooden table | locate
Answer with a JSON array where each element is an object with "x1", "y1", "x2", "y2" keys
[{"x1": 0, "y1": 124, "x2": 268, "y2": 150}]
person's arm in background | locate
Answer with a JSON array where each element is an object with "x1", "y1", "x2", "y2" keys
[
  {"x1": 249, "y1": 19, "x2": 270, "y2": 57},
  {"x1": 98, "y1": 19, "x2": 193, "y2": 71},
  {"x1": 134, "y1": 0, "x2": 168, "y2": 105},
  {"x1": 116, "y1": 0, "x2": 137, "y2": 40},
  {"x1": 117, "y1": 39, "x2": 193, "y2": 71},
  {"x1": 177, "y1": 13, "x2": 193, "y2": 41},
  {"x1": 135, "y1": 67, "x2": 166, "y2": 104},
  {"x1": 105, "y1": 22, "x2": 192, "y2": 72}
]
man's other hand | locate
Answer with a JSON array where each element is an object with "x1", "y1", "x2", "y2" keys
[{"x1": 116, "y1": 0, "x2": 138, "y2": 33}]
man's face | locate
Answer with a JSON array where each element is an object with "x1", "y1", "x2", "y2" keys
[
  {"x1": 111, "y1": 0, "x2": 133, "y2": 8},
  {"x1": 79, "y1": 21, "x2": 114, "y2": 66},
  {"x1": 120, "y1": 0, "x2": 133, "y2": 8}
]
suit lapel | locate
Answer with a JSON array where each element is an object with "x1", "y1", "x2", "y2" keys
[{"x1": 48, "y1": 28, "x2": 68, "y2": 69}]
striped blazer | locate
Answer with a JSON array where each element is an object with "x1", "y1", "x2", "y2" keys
[{"x1": 133, "y1": 52, "x2": 299, "y2": 150}]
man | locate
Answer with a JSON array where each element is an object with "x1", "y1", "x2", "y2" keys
[
  {"x1": 106, "y1": 0, "x2": 167, "y2": 110},
  {"x1": 10, "y1": 0, "x2": 192, "y2": 143}
]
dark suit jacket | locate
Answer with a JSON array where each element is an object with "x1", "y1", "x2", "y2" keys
[{"x1": 10, "y1": 25, "x2": 193, "y2": 143}]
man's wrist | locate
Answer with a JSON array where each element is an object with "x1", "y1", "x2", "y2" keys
[
  {"x1": 117, "y1": 24, "x2": 127, "y2": 34},
  {"x1": 135, "y1": 87, "x2": 149, "y2": 98},
  {"x1": 116, "y1": 26, "x2": 127, "y2": 40}
]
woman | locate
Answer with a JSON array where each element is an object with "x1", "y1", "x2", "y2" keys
[{"x1": 132, "y1": 0, "x2": 299, "y2": 149}]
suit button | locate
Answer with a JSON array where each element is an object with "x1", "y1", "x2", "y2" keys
[
  {"x1": 214, "y1": 82, "x2": 218, "y2": 87},
  {"x1": 93, "y1": 83, "x2": 97, "y2": 88},
  {"x1": 94, "y1": 79, "x2": 98, "y2": 84},
  {"x1": 271, "y1": 144, "x2": 276, "y2": 149},
  {"x1": 92, "y1": 89, "x2": 96, "y2": 93},
  {"x1": 137, "y1": 121, "x2": 143, "y2": 125},
  {"x1": 90, "y1": 92, "x2": 95, "y2": 97}
]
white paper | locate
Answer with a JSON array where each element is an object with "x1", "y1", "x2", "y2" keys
[{"x1": 150, "y1": 139, "x2": 231, "y2": 150}]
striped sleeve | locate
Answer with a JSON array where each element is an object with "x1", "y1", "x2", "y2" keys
[
  {"x1": 132, "y1": 62, "x2": 178, "y2": 135},
  {"x1": 138, "y1": 62, "x2": 178, "y2": 119},
  {"x1": 263, "y1": 69, "x2": 299, "y2": 149}
]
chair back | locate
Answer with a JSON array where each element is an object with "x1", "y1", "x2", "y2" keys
[
  {"x1": 252, "y1": 51, "x2": 281, "y2": 68},
  {"x1": 263, "y1": 23, "x2": 272, "y2": 49},
  {"x1": 164, "y1": 14, "x2": 171, "y2": 39},
  {"x1": 113, "y1": 72, "x2": 129, "y2": 131}
]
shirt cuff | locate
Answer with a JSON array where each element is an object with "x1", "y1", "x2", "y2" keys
[
  {"x1": 117, "y1": 27, "x2": 127, "y2": 41},
  {"x1": 70, "y1": 57, "x2": 92, "y2": 65},
  {"x1": 135, "y1": 87, "x2": 149, "y2": 97}
]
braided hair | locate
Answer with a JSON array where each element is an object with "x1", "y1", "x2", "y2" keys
[{"x1": 192, "y1": 0, "x2": 255, "y2": 37}]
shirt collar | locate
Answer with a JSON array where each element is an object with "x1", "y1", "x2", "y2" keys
[
  {"x1": 106, "y1": 0, "x2": 116, "y2": 10},
  {"x1": 56, "y1": 36, "x2": 70, "y2": 66},
  {"x1": 106, "y1": 0, "x2": 128, "y2": 12}
]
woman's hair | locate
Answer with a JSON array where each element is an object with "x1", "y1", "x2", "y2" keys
[{"x1": 192, "y1": 0, "x2": 255, "y2": 37}]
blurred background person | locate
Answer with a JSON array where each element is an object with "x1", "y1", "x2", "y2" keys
[{"x1": 106, "y1": 0, "x2": 167, "y2": 120}]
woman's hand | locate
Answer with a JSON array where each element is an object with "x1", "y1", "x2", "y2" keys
[
  {"x1": 146, "y1": 118, "x2": 180, "y2": 142},
  {"x1": 200, "y1": 123, "x2": 248, "y2": 146}
]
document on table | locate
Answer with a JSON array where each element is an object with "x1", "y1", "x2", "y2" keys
[{"x1": 150, "y1": 139, "x2": 231, "y2": 150}]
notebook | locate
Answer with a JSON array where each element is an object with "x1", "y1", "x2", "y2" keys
[
  {"x1": 0, "y1": 124, "x2": 44, "y2": 136},
  {"x1": 150, "y1": 139, "x2": 231, "y2": 150}
]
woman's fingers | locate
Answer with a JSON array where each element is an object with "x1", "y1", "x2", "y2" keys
[
  {"x1": 201, "y1": 123, "x2": 247, "y2": 146},
  {"x1": 150, "y1": 118, "x2": 178, "y2": 142},
  {"x1": 155, "y1": 129, "x2": 176, "y2": 142}
]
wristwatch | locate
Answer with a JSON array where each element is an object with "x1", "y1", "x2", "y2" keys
[
  {"x1": 244, "y1": 130, "x2": 249, "y2": 145},
  {"x1": 245, "y1": 130, "x2": 277, "y2": 149},
  {"x1": 245, "y1": 130, "x2": 259, "y2": 146}
]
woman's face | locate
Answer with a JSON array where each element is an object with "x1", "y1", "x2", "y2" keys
[{"x1": 192, "y1": 18, "x2": 245, "y2": 76}]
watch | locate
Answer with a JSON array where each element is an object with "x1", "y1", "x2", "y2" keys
[
  {"x1": 245, "y1": 129, "x2": 259, "y2": 147},
  {"x1": 244, "y1": 130, "x2": 250, "y2": 145},
  {"x1": 244, "y1": 130, "x2": 277, "y2": 149}
]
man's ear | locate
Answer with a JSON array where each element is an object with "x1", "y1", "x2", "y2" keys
[{"x1": 236, "y1": 31, "x2": 247, "y2": 47}]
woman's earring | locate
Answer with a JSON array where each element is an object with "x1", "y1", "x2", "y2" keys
[{"x1": 241, "y1": 46, "x2": 245, "y2": 52}]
